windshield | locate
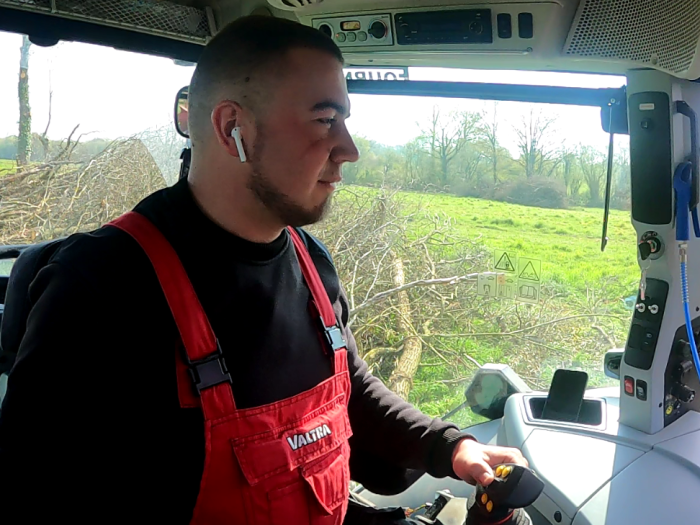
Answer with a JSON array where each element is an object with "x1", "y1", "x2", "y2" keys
[
  {"x1": 315, "y1": 69, "x2": 633, "y2": 428},
  {"x1": 0, "y1": 33, "x2": 634, "y2": 429}
]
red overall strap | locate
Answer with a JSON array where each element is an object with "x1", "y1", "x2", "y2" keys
[
  {"x1": 287, "y1": 228, "x2": 347, "y2": 356},
  {"x1": 108, "y1": 211, "x2": 235, "y2": 420}
]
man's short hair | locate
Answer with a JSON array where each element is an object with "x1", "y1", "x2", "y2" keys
[{"x1": 188, "y1": 15, "x2": 344, "y2": 146}]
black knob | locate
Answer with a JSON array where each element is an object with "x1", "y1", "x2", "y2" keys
[
  {"x1": 318, "y1": 24, "x2": 332, "y2": 38},
  {"x1": 672, "y1": 383, "x2": 696, "y2": 403},
  {"x1": 369, "y1": 21, "x2": 387, "y2": 39},
  {"x1": 639, "y1": 241, "x2": 652, "y2": 261},
  {"x1": 677, "y1": 359, "x2": 694, "y2": 377}
]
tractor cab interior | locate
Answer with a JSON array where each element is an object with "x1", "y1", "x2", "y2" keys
[{"x1": 1, "y1": 1, "x2": 700, "y2": 524}]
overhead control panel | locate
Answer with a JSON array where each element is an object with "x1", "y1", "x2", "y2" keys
[
  {"x1": 394, "y1": 9, "x2": 493, "y2": 45},
  {"x1": 312, "y1": 14, "x2": 393, "y2": 48},
  {"x1": 309, "y1": 5, "x2": 541, "y2": 55}
]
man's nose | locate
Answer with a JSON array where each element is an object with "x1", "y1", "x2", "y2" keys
[{"x1": 331, "y1": 124, "x2": 360, "y2": 164}]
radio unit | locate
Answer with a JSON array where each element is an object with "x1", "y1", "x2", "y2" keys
[{"x1": 395, "y1": 9, "x2": 493, "y2": 45}]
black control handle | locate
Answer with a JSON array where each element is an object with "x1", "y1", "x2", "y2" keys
[{"x1": 465, "y1": 463, "x2": 544, "y2": 524}]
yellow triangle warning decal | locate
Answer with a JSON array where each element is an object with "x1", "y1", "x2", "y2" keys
[
  {"x1": 495, "y1": 252, "x2": 515, "y2": 272},
  {"x1": 519, "y1": 261, "x2": 539, "y2": 281}
]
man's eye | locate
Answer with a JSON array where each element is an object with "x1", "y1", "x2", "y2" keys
[{"x1": 317, "y1": 117, "x2": 336, "y2": 125}]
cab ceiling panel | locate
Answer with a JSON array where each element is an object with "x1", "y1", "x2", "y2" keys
[
  {"x1": 0, "y1": 0, "x2": 213, "y2": 41},
  {"x1": 273, "y1": 0, "x2": 700, "y2": 78},
  {"x1": 0, "y1": 0, "x2": 214, "y2": 61}
]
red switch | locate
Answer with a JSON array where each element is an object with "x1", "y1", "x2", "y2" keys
[{"x1": 624, "y1": 376, "x2": 634, "y2": 396}]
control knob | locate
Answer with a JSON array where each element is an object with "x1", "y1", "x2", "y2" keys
[
  {"x1": 672, "y1": 383, "x2": 696, "y2": 403},
  {"x1": 369, "y1": 20, "x2": 387, "y2": 39},
  {"x1": 318, "y1": 24, "x2": 332, "y2": 38}
]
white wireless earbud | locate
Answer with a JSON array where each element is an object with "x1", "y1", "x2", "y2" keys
[{"x1": 231, "y1": 127, "x2": 247, "y2": 163}]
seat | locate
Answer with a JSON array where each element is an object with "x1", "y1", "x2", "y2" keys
[{"x1": 0, "y1": 239, "x2": 65, "y2": 377}]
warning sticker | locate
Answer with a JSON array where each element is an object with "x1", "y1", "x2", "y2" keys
[
  {"x1": 494, "y1": 250, "x2": 516, "y2": 273},
  {"x1": 518, "y1": 257, "x2": 541, "y2": 282},
  {"x1": 477, "y1": 273, "x2": 498, "y2": 297},
  {"x1": 497, "y1": 273, "x2": 516, "y2": 299},
  {"x1": 517, "y1": 280, "x2": 540, "y2": 304}
]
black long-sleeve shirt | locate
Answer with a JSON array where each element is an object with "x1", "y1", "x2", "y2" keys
[{"x1": 0, "y1": 178, "x2": 469, "y2": 522}]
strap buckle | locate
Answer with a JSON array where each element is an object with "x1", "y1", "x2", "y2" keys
[
  {"x1": 184, "y1": 340, "x2": 232, "y2": 395},
  {"x1": 319, "y1": 316, "x2": 346, "y2": 353}
]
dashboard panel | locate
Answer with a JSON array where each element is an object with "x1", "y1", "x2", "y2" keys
[{"x1": 358, "y1": 390, "x2": 700, "y2": 524}]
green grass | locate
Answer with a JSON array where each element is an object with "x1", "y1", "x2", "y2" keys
[
  {"x1": 395, "y1": 190, "x2": 639, "y2": 300},
  {"x1": 0, "y1": 159, "x2": 16, "y2": 176}
]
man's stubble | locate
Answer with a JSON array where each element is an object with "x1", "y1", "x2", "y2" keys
[{"x1": 246, "y1": 122, "x2": 332, "y2": 228}]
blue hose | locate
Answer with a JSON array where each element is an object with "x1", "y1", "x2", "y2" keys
[
  {"x1": 674, "y1": 161, "x2": 700, "y2": 381},
  {"x1": 680, "y1": 259, "x2": 700, "y2": 379}
]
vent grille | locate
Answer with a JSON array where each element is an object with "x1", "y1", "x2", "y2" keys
[
  {"x1": 0, "y1": 0, "x2": 211, "y2": 42},
  {"x1": 2, "y1": 0, "x2": 51, "y2": 10},
  {"x1": 267, "y1": 0, "x2": 324, "y2": 11},
  {"x1": 565, "y1": 0, "x2": 700, "y2": 75}
]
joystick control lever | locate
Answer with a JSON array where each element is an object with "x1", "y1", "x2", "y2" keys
[{"x1": 465, "y1": 464, "x2": 544, "y2": 525}]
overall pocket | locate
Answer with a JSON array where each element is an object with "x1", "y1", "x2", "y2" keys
[
  {"x1": 267, "y1": 447, "x2": 349, "y2": 525},
  {"x1": 268, "y1": 477, "x2": 311, "y2": 525},
  {"x1": 302, "y1": 448, "x2": 349, "y2": 516}
]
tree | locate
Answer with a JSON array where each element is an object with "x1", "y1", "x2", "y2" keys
[
  {"x1": 483, "y1": 102, "x2": 500, "y2": 184},
  {"x1": 611, "y1": 143, "x2": 631, "y2": 209},
  {"x1": 453, "y1": 143, "x2": 485, "y2": 186},
  {"x1": 560, "y1": 146, "x2": 582, "y2": 200},
  {"x1": 17, "y1": 36, "x2": 32, "y2": 166},
  {"x1": 399, "y1": 139, "x2": 425, "y2": 189},
  {"x1": 422, "y1": 107, "x2": 482, "y2": 188},
  {"x1": 514, "y1": 108, "x2": 559, "y2": 179},
  {"x1": 38, "y1": 73, "x2": 53, "y2": 161},
  {"x1": 578, "y1": 145, "x2": 607, "y2": 206}
]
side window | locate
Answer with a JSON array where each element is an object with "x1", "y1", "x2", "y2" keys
[
  {"x1": 311, "y1": 69, "x2": 633, "y2": 429},
  {"x1": 0, "y1": 32, "x2": 193, "y2": 246},
  {"x1": 0, "y1": 259, "x2": 15, "y2": 277}
]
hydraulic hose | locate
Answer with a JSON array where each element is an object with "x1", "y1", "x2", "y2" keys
[
  {"x1": 675, "y1": 160, "x2": 700, "y2": 382},
  {"x1": 679, "y1": 251, "x2": 700, "y2": 380}
]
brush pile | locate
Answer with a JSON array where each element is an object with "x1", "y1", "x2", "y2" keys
[{"x1": 0, "y1": 138, "x2": 167, "y2": 245}]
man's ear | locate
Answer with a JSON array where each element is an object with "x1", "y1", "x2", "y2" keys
[{"x1": 211, "y1": 100, "x2": 248, "y2": 161}]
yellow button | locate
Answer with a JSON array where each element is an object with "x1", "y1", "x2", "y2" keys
[
  {"x1": 487, "y1": 501, "x2": 494, "y2": 512},
  {"x1": 502, "y1": 466, "x2": 512, "y2": 478},
  {"x1": 481, "y1": 493, "x2": 489, "y2": 505},
  {"x1": 495, "y1": 465, "x2": 503, "y2": 477}
]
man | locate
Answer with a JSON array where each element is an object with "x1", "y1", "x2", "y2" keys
[{"x1": 0, "y1": 15, "x2": 527, "y2": 524}]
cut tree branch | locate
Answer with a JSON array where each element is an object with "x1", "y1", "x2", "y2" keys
[
  {"x1": 592, "y1": 325, "x2": 616, "y2": 348},
  {"x1": 405, "y1": 313, "x2": 627, "y2": 342},
  {"x1": 350, "y1": 273, "x2": 478, "y2": 316}
]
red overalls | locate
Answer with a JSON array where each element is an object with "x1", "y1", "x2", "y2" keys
[{"x1": 109, "y1": 212, "x2": 353, "y2": 525}]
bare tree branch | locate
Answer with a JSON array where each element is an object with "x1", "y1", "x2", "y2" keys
[
  {"x1": 412, "y1": 313, "x2": 627, "y2": 341},
  {"x1": 592, "y1": 325, "x2": 616, "y2": 348},
  {"x1": 351, "y1": 273, "x2": 479, "y2": 316}
]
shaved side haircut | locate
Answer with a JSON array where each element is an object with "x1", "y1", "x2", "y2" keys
[{"x1": 188, "y1": 15, "x2": 344, "y2": 147}]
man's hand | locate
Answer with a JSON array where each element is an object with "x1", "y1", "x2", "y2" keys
[{"x1": 452, "y1": 438, "x2": 529, "y2": 486}]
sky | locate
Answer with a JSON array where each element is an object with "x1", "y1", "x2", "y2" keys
[{"x1": 0, "y1": 31, "x2": 628, "y2": 158}]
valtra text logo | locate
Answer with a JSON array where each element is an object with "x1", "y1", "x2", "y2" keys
[{"x1": 287, "y1": 424, "x2": 333, "y2": 451}]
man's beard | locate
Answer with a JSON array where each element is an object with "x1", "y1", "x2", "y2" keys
[{"x1": 246, "y1": 127, "x2": 331, "y2": 228}]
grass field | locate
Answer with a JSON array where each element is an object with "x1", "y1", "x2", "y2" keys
[
  {"x1": 0, "y1": 159, "x2": 15, "y2": 176},
  {"x1": 397, "y1": 191, "x2": 640, "y2": 300}
]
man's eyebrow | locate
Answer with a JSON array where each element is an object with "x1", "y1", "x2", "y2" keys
[{"x1": 311, "y1": 101, "x2": 348, "y2": 116}]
